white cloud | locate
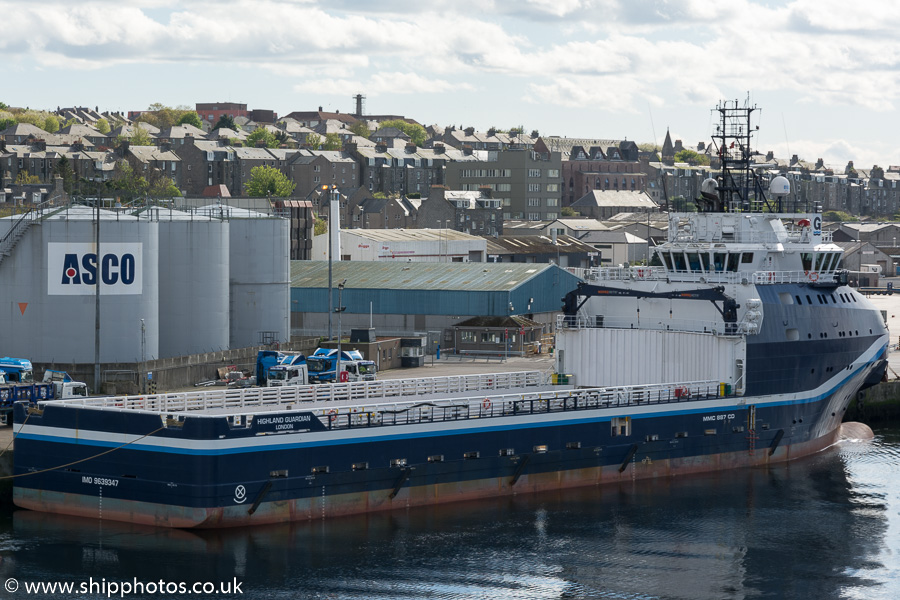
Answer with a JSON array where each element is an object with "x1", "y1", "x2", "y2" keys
[
  {"x1": 294, "y1": 72, "x2": 470, "y2": 96},
  {"x1": 2, "y1": 0, "x2": 900, "y2": 168}
]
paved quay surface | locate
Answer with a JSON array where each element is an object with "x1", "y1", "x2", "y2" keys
[
  {"x1": 861, "y1": 291, "x2": 900, "y2": 379},
  {"x1": 377, "y1": 353, "x2": 556, "y2": 380}
]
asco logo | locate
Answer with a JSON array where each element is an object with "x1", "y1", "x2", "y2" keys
[
  {"x1": 48, "y1": 243, "x2": 143, "y2": 296},
  {"x1": 61, "y1": 253, "x2": 136, "y2": 286}
]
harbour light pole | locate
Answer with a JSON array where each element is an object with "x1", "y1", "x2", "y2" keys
[{"x1": 336, "y1": 280, "x2": 346, "y2": 380}]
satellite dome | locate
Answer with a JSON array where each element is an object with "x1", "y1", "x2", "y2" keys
[
  {"x1": 700, "y1": 178, "x2": 718, "y2": 196},
  {"x1": 769, "y1": 175, "x2": 790, "y2": 195}
]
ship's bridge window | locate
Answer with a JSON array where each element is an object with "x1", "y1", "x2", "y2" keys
[
  {"x1": 672, "y1": 252, "x2": 687, "y2": 272},
  {"x1": 650, "y1": 252, "x2": 663, "y2": 267},
  {"x1": 713, "y1": 253, "x2": 726, "y2": 272},
  {"x1": 659, "y1": 252, "x2": 673, "y2": 270},
  {"x1": 699, "y1": 252, "x2": 710, "y2": 271},
  {"x1": 741, "y1": 253, "x2": 754, "y2": 264},
  {"x1": 727, "y1": 253, "x2": 740, "y2": 272},
  {"x1": 687, "y1": 252, "x2": 702, "y2": 272},
  {"x1": 801, "y1": 253, "x2": 814, "y2": 271},
  {"x1": 814, "y1": 253, "x2": 826, "y2": 271}
]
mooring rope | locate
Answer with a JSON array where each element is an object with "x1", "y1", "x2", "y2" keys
[{"x1": 0, "y1": 420, "x2": 165, "y2": 480}]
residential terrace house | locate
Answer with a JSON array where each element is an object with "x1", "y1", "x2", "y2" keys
[
  {"x1": 444, "y1": 148, "x2": 563, "y2": 221},
  {"x1": 536, "y1": 137, "x2": 643, "y2": 207}
]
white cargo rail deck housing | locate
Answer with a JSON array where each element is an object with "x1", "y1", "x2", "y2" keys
[{"x1": 556, "y1": 327, "x2": 746, "y2": 392}]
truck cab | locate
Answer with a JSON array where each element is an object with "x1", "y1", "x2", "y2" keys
[
  {"x1": 307, "y1": 348, "x2": 377, "y2": 384},
  {"x1": 267, "y1": 363, "x2": 309, "y2": 387},
  {"x1": 42, "y1": 370, "x2": 88, "y2": 399}
]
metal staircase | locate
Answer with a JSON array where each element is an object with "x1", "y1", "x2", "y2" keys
[{"x1": 0, "y1": 209, "x2": 42, "y2": 268}]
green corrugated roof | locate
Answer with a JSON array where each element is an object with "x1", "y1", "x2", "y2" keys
[{"x1": 290, "y1": 261, "x2": 553, "y2": 292}]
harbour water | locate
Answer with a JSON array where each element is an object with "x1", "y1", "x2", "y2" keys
[{"x1": 1, "y1": 423, "x2": 898, "y2": 599}]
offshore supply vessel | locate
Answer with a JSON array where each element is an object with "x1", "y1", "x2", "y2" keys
[{"x1": 11, "y1": 102, "x2": 889, "y2": 528}]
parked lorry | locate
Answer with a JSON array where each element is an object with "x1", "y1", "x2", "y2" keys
[
  {"x1": 41, "y1": 370, "x2": 89, "y2": 399},
  {"x1": 306, "y1": 348, "x2": 377, "y2": 384},
  {"x1": 255, "y1": 351, "x2": 309, "y2": 387},
  {"x1": 0, "y1": 358, "x2": 88, "y2": 414}
]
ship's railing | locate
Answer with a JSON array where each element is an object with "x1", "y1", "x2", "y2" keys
[
  {"x1": 578, "y1": 267, "x2": 837, "y2": 286},
  {"x1": 317, "y1": 379, "x2": 725, "y2": 431},
  {"x1": 670, "y1": 228, "x2": 832, "y2": 245},
  {"x1": 555, "y1": 313, "x2": 739, "y2": 336},
  {"x1": 40, "y1": 370, "x2": 547, "y2": 413}
]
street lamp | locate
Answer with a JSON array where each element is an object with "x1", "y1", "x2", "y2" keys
[
  {"x1": 140, "y1": 319, "x2": 146, "y2": 394},
  {"x1": 444, "y1": 219, "x2": 451, "y2": 262},
  {"x1": 336, "y1": 280, "x2": 346, "y2": 381},
  {"x1": 324, "y1": 184, "x2": 337, "y2": 341}
]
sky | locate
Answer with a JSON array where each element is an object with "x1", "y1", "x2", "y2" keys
[{"x1": 2, "y1": 0, "x2": 899, "y2": 170}]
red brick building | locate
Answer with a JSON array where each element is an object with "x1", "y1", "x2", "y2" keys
[{"x1": 195, "y1": 102, "x2": 249, "y2": 127}]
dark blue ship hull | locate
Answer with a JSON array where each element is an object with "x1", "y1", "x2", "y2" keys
[{"x1": 12, "y1": 332, "x2": 886, "y2": 527}]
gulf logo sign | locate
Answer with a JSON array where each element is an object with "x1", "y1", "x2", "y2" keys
[{"x1": 47, "y1": 243, "x2": 143, "y2": 295}]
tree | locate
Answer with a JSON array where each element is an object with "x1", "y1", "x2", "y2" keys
[
  {"x1": 313, "y1": 215, "x2": 328, "y2": 235},
  {"x1": 15, "y1": 170, "x2": 40, "y2": 184},
  {"x1": 323, "y1": 133, "x2": 342, "y2": 150},
  {"x1": 561, "y1": 206, "x2": 577, "y2": 217},
  {"x1": 669, "y1": 195, "x2": 697, "y2": 212},
  {"x1": 674, "y1": 149, "x2": 709, "y2": 166},
  {"x1": 148, "y1": 174, "x2": 181, "y2": 198},
  {"x1": 214, "y1": 114, "x2": 237, "y2": 131},
  {"x1": 177, "y1": 112, "x2": 203, "y2": 129},
  {"x1": 379, "y1": 119, "x2": 426, "y2": 146},
  {"x1": 245, "y1": 165, "x2": 295, "y2": 197},
  {"x1": 107, "y1": 160, "x2": 149, "y2": 203},
  {"x1": 0, "y1": 117, "x2": 15, "y2": 131},
  {"x1": 14, "y1": 111, "x2": 44, "y2": 128},
  {"x1": 348, "y1": 121, "x2": 370, "y2": 138},
  {"x1": 274, "y1": 129, "x2": 293, "y2": 148},
  {"x1": 822, "y1": 210, "x2": 856, "y2": 223},
  {"x1": 247, "y1": 127, "x2": 278, "y2": 148},
  {"x1": 54, "y1": 155, "x2": 76, "y2": 194},
  {"x1": 304, "y1": 133, "x2": 322, "y2": 149},
  {"x1": 95, "y1": 118, "x2": 110, "y2": 134},
  {"x1": 43, "y1": 115, "x2": 60, "y2": 133},
  {"x1": 127, "y1": 125, "x2": 152, "y2": 146},
  {"x1": 0, "y1": 102, "x2": 7, "y2": 110},
  {"x1": 134, "y1": 103, "x2": 197, "y2": 129}
]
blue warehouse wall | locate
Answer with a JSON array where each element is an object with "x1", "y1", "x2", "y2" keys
[{"x1": 291, "y1": 265, "x2": 581, "y2": 317}]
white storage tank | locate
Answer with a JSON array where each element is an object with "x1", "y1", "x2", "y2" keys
[
  {"x1": 144, "y1": 207, "x2": 230, "y2": 358},
  {"x1": 197, "y1": 205, "x2": 289, "y2": 348},
  {"x1": 0, "y1": 205, "x2": 159, "y2": 363}
]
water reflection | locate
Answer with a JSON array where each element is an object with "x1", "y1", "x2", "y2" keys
[{"x1": 3, "y1": 431, "x2": 900, "y2": 600}]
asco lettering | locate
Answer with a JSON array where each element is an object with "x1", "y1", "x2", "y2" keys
[
  {"x1": 48, "y1": 242, "x2": 142, "y2": 296},
  {"x1": 61, "y1": 253, "x2": 136, "y2": 286}
]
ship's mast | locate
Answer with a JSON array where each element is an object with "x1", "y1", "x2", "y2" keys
[{"x1": 712, "y1": 100, "x2": 765, "y2": 212}]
